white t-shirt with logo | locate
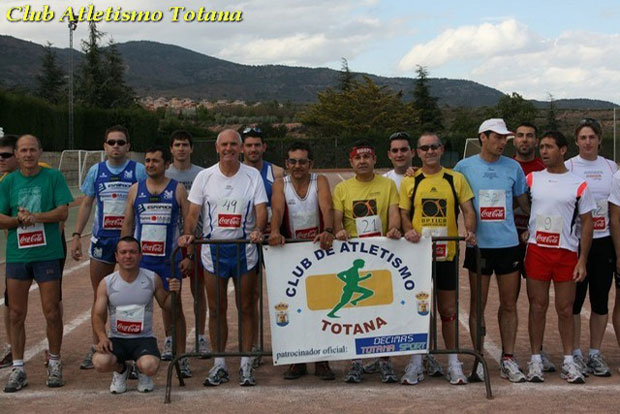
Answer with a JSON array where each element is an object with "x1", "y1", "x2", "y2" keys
[
  {"x1": 565, "y1": 155, "x2": 617, "y2": 238},
  {"x1": 527, "y1": 170, "x2": 596, "y2": 252},
  {"x1": 188, "y1": 163, "x2": 268, "y2": 269}
]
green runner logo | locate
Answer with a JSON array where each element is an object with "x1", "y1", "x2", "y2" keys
[{"x1": 327, "y1": 259, "x2": 375, "y2": 318}]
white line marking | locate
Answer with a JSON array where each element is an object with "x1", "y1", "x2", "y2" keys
[
  {"x1": 0, "y1": 309, "x2": 91, "y2": 380},
  {"x1": 337, "y1": 173, "x2": 345, "y2": 182},
  {"x1": 0, "y1": 260, "x2": 90, "y2": 307}
]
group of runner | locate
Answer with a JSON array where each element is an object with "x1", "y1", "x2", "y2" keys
[{"x1": 1, "y1": 116, "x2": 619, "y2": 394}]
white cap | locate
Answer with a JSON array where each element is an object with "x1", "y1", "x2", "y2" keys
[{"x1": 478, "y1": 118, "x2": 513, "y2": 135}]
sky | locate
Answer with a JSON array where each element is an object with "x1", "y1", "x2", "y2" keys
[{"x1": 1, "y1": 0, "x2": 619, "y2": 103}]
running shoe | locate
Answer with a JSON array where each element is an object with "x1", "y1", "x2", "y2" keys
[
  {"x1": 526, "y1": 360, "x2": 544, "y2": 383},
  {"x1": 379, "y1": 359, "x2": 398, "y2": 383},
  {"x1": 3, "y1": 368, "x2": 27, "y2": 393},
  {"x1": 446, "y1": 362, "x2": 468, "y2": 385},
  {"x1": 314, "y1": 362, "x2": 336, "y2": 380},
  {"x1": 587, "y1": 353, "x2": 611, "y2": 377},
  {"x1": 425, "y1": 354, "x2": 444, "y2": 377},
  {"x1": 179, "y1": 357, "x2": 192, "y2": 378},
  {"x1": 137, "y1": 371, "x2": 154, "y2": 393},
  {"x1": 401, "y1": 362, "x2": 424, "y2": 385},
  {"x1": 203, "y1": 365, "x2": 229, "y2": 386},
  {"x1": 46, "y1": 360, "x2": 64, "y2": 388},
  {"x1": 561, "y1": 360, "x2": 585, "y2": 384},
  {"x1": 239, "y1": 361, "x2": 256, "y2": 386},
  {"x1": 198, "y1": 335, "x2": 209, "y2": 359},
  {"x1": 540, "y1": 350, "x2": 556, "y2": 373},
  {"x1": 500, "y1": 357, "x2": 526, "y2": 383},
  {"x1": 161, "y1": 336, "x2": 173, "y2": 361},
  {"x1": 251, "y1": 345, "x2": 263, "y2": 369},
  {"x1": 80, "y1": 346, "x2": 95, "y2": 370},
  {"x1": 572, "y1": 354, "x2": 591, "y2": 377},
  {"x1": 283, "y1": 363, "x2": 308, "y2": 380},
  {"x1": 469, "y1": 362, "x2": 485, "y2": 382},
  {"x1": 0, "y1": 345, "x2": 12, "y2": 369},
  {"x1": 344, "y1": 361, "x2": 363, "y2": 383},
  {"x1": 362, "y1": 359, "x2": 379, "y2": 374},
  {"x1": 109, "y1": 364, "x2": 129, "y2": 394}
]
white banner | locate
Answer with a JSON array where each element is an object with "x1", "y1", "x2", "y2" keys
[{"x1": 263, "y1": 237, "x2": 432, "y2": 365}]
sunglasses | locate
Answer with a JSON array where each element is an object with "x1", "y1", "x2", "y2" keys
[
  {"x1": 417, "y1": 144, "x2": 441, "y2": 152},
  {"x1": 0, "y1": 152, "x2": 14, "y2": 159},
  {"x1": 242, "y1": 127, "x2": 262, "y2": 135},
  {"x1": 390, "y1": 147, "x2": 410, "y2": 153},
  {"x1": 389, "y1": 131, "x2": 410, "y2": 140},
  {"x1": 578, "y1": 118, "x2": 602, "y2": 133},
  {"x1": 286, "y1": 158, "x2": 310, "y2": 166},
  {"x1": 105, "y1": 139, "x2": 127, "y2": 146}
]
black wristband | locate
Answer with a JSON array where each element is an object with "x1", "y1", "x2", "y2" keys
[{"x1": 72, "y1": 232, "x2": 81, "y2": 238}]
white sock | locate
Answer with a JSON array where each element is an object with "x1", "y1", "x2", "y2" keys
[
  {"x1": 240, "y1": 356, "x2": 251, "y2": 366},
  {"x1": 589, "y1": 348, "x2": 600, "y2": 357},
  {"x1": 12, "y1": 360, "x2": 24, "y2": 371},
  {"x1": 214, "y1": 357, "x2": 226, "y2": 368},
  {"x1": 531, "y1": 354, "x2": 542, "y2": 363},
  {"x1": 563, "y1": 355, "x2": 574, "y2": 364},
  {"x1": 572, "y1": 349, "x2": 582, "y2": 358},
  {"x1": 448, "y1": 354, "x2": 458, "y2": 366},
  {"x1": 410, "y1": 354, "x2": 423, "y2": 367}
]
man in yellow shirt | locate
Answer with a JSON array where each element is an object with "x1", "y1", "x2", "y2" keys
[
  {"x1": 399, "y1": 132, "x2": 476, "y2": 385},
  {"x1": 332, "y1": 140, "x2": 401, "y2": 383}
]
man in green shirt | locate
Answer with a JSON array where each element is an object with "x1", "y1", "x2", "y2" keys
[{"x1": 0, "y1": 135, "x2": 73, "y2": 393}]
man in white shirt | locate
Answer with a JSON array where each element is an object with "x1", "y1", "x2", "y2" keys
[{"x1": 383, "y1": 131, "x2": 414, "y2": 190}]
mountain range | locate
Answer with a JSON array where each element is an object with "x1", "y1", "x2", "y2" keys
[{"x1": 0, "y1": 34, "x2": 617, "y2": 108}]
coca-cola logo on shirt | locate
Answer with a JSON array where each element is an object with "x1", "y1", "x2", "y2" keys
[
  {"x1": 142, "y1": 241, "x2": 165, "y2": 255},
  {"x1": 117, "y1": 321, "x2": 142, "y2": 334},
  {"x1": 18, "y1": 231, "x2": 44, "y2": 246},
  {"x1": 103, "y1": 216, "x2": 124, "y2": 229},
  {"x1": 593, "y1": 217, "x2": 606, "y2": 231},
  {"x1": 536, "y1": 231, "x2": 560, "y2": 247},
  {"x1": 480, "y1": 207, "x2": 505, "y2": 221},
  {"x1": 218, "y1": 214, "x2": 241, "y2": 228},
  {"x1": 295, "y1": 227, "x2": 318, "y2": 240},
  {"x1": 435, "y1": 244, "x2": 447, "y2": 257}
]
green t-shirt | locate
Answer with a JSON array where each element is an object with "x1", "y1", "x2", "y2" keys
[{"x1": 0, "y1": 168, "x2": 73, "y2": 263}]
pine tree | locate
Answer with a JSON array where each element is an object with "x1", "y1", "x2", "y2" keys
[
  {"x1": 411, "y1": 66, "x2": 443, "y2": 133},
  {"x1": 36, "y1": 43, "x2": 66, "y2": 105},
  {"x1": 339, "y1": 58, "x2": 355, "y2": 92},
  {"x1": 101, "y1": 40, "x2": 135, "y2": 108},
  {"x1": 546, "y1": 93, "x2": 559, "y2": 130}
]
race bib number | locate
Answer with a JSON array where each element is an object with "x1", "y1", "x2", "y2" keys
[
  {"x1": 593, "y1": 199, "x2": 608, "y2": 232},
  {"x1": 17, "y1": 223, "x2": 47, "y2": 249},
  {"x1": 422, "y1": 227, "x2": 448, "y2": 260},
  {"x1": 116, "y1": 304, "x2": 145, "y2": 335},
  {"x1": 479, "y1": 189, "x2": 506, "y2": 221},
  {"x1": 141, "y1": 224, "x2": 166, "y2": 256},
  {"x1": 355, "y1": 215, "x2": 382, "y2": 238},
  {"x1": 535, "y1": 215, "x2": 562, "y2": 247},
  {"x1": 291, "y1": 210, "x2": 320, "y2": 240},
  {"x1": 217, "y1": 198, "x2": 243, "y2": 228},
  {"x1": 102, "y1": 200, "x2": 126, "y2": 229}
]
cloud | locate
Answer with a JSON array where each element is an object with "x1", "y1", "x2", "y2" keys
[
  {"x1": 398, "y1": 20, "x2": 620, "y2": 102},
  {"x1": 398, "y1": 19, "x2": 542, "y2": 70}
]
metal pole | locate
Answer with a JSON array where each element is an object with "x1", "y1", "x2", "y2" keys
[
  {"x1": 68, "y1": 19, "x2": 77, "y2": 150},
  {"x1": 614, "y1": 107, "x2": 617, "y2": 163}
]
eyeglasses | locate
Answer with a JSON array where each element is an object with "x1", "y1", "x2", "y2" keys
[
  {"x1": 286, "y1": 158, "x2": 310, "y2": 166},
  {"x1": 417, "y1": 144, "x2": 441, "y2": 151},
  {"x1": 0, "y1": 152, "x2": 14, "y2": 159},
  {"x1": 105, "y1": 139, "x2": 127, "y2": 146},
  {"x1": 390, "y1": 147, "x2": 410, "y2": 153},
  {"x1": 389, "y1": 131, "x2": 410, "y2": 140},
  {"x1": 242, "y1": 127, "x2": 262, "y2": 135}
]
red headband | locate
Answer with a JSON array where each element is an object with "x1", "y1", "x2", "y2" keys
[{"x1": 349, "y1": 146, "x2": 375, "y2": 159}]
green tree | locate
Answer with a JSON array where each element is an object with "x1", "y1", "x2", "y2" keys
[
  {"x1": 339, "y1": 58, "x2": 355, "y2": 92},
  {"x1": 36, "y1": 42, "x2": 66, "y2": 105},
  {"x1": 301, "y1": 75, "x2": 414, "y2": 137},
  {"x1": 101, "y1": 41, "x2": 135, "y2": 108},
  {"x1": 545, "y1": 93, "x2": 559, "y2": 130},
  {"x1": 411, "y1": 65, "x2": 443, "y2": 133},
  {"x1": 488, "y1": 92, "x2": 538, "y2": 130}
]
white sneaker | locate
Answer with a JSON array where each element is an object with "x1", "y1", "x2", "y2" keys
[
  {"x1": 161, "y1": 337, "x2": 173, "y2": 361},
  {"x1": 198, "y1": 336, "x2": 209, "y2": 358},
  {"x1": 527, "y1": 360, "x2": 544, "y2": 383},
  {"x1": 137, "y1": 371, "x2": 154, "y2": 393},
  {"x1": 572, "y1": 354, "x2": 590, "y2": 377},
  {"x1": 110, "y1": 364, "x2": 129, "y2": 394},
  {"x1": 446, "y1": 362, "x2": 468, "y2": 385},
  {"x1": 424, "y1": 354, "x2": 444, "y2": 377},
  {"x1": 561, "y1": 360, "x2": 585, "y2": 384},
  {"x1": 400, "y1": 362, "x2": 424, "y2": 385},
  {"x1": 500, "y1": 358, "x2": 526, "y2": 383},
  {"x1": 239, "y1": 361, "x2": 256, "y2": 386}
]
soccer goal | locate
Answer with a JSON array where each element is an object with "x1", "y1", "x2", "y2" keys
[
  {"x1": 58, "y1": 150, "x2": 105, "y2": 188},
  {"x1": 463, "y1": 136, "x2": 515, "y2": 159}
]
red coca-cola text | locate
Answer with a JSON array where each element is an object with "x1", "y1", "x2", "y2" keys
[
  {"x1": 536, "y1": 231, "x2": 560, "y2": 246},
  {"x1": 295, "y1": 227, "x2": 318, "y2": 240},
  {"x1": 480, "y1": 207, "x2": 505, "y2": 220},
  {"x1": 142, "y1": 241, "x2": 165, "y2": 255},
  {"x1": 103, "y1": 216, "x2": 124, "y2": 229},
  {"x1": 116, "y1": 321, "x2": 142, "y2": 334},
  {"x1": 218, "y1": 214, "x2": 241, "y2": 228},
  {"x1": 18, "y1": 231, "x2": 44, "y2": 246}
]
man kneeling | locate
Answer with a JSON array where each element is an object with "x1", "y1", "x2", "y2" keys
[{"x1": 92, "y1": 236, "x2": 180, "y2": 393}]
